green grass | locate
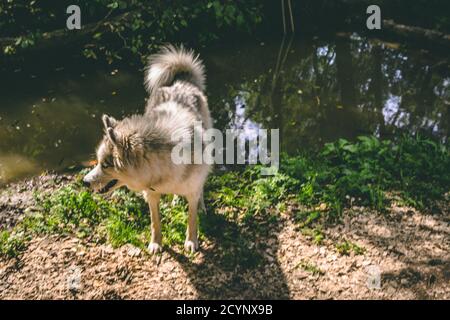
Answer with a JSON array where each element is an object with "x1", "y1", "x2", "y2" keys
[
  {"x1": 208, "y1": 134, "x2": 449, "y2": 223},
  {"x1": 0, "y1": 230, "x2": 28, "y2": 258},
  {"x1": 0, "y1": 180, "x2": 195, "y2": 258},
  {"x1": 295, "y1": 260, "x2": 325, "y2": 276},
  {"x1": 284, "y1": 135, "x2": 449, "y2": 214},
  {"x1": 335, "y1": 240, "x2": 366, "y2": 256},
  {"x1": 0, "y1": 134, "x2": 448, "y2": 258}
]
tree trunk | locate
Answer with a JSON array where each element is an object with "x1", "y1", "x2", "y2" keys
[{"x1": 382, "y1": 19, "x2": 450, "y2": 50}]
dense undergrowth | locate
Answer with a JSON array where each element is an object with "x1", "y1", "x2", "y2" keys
[{"x1": 1, "y1": 135, "x2": 448, "y2": 258}]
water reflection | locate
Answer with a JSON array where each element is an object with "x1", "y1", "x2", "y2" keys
[
  {"x1": 0, "y1": 67, "x2": 146, "y2": 183},
  {"x1": 205, "y1": 36, "x2": 448, "y2": 155},
  {"x1": 0, "y1": 35, "x2": 448, "y2": 183},
  {"x1": 0, "y1": 154, "x2": 38, "y2": 182}
]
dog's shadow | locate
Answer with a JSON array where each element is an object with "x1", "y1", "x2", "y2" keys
[{"x1": 166, "y1": 207, "x2": 290, "y2": 299}]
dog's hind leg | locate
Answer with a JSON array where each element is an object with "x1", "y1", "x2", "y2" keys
[
  {"x1": 185, "y1": 193, "x2": 200, "y2": 253},
  {"x1": 143, "y1": 190, "x2": 162, "y2": 254}
]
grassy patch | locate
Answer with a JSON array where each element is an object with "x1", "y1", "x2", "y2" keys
[
  {"x1": 0, "y1": 181, "x2": 193, "y2": 257},
  {"x1": 206, "y1": 167, "x2": 298, "y2": 220},
  {"x1": 208, "y1": 135, "x2": 449, "y2": 229},
  {"x1": 160, "y1": 198, "x2": 189, "y2": 246},
  {"x1": 286, "y1": 135, "x2": 449, "y2": 215},
  {"x1": 207, "y1": 134, "x2": 449, "y2": 247}
]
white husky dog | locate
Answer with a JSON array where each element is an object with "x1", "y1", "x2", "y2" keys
[{"x1": 83, "y1": 45, "x2": 212, "y2": 254}]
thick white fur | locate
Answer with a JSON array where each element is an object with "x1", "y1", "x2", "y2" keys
[{"x1": 144, "y1": 44, "x2": 206, "y2": 94}]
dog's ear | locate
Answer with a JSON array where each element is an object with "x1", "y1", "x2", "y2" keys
[
  {"x1": 102, "y1": 114, "x2": 117, "y2": 129},
  {"x1": 103, "y1": 115, "x2": 121, "y2": 147},
  {"x1": 106, "y1": 127, "x2": 119, "y2": 145}
]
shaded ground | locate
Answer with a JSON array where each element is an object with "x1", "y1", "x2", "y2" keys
[{"x1": 0, "y1": 174, "x2": 449, "y2": 299}]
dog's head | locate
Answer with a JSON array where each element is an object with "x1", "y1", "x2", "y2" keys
[{"x1": 83, "y1": 114, "x2": 142, "y2": 194}]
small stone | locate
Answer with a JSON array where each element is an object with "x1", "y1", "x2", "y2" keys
[
  {"x1": 127, "y1": 246, "x2": 141, "y2": 257},
  {"x1": 76, "y1": 251, "x2": 86, "y2": 257}
]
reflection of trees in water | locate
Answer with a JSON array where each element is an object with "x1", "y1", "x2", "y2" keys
[
  {"x1": 380, "y1": 45, "x2": 449, "y2": 140},
  {"x1": 0, "y1": 99, "x2": 103, "y2": 171},
  {"x1": 0, "y1": 69, "x2": 145, "y2": 176},
  {"x1": 214, "y1": 37, "x2": 449, "y2": 154}
]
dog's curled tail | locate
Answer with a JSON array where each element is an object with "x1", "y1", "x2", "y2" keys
[{"x1": 144, "y1": 45, "x2": 205, "y2": 94}]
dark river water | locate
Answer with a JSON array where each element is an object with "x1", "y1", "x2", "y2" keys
[{"x1": 0, "y1": 34, "x2": 449, "y2": 183}]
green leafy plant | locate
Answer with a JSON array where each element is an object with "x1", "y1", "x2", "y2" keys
[
  {"x1": 0, "y1": 230, "x2": 28, "y2": 258},
  {"x1": 295, "y1": 259, "x2": 325, "y2": 276},
  {"x1": 335, "y1": 239, "x2": 365, "y2": 256}
]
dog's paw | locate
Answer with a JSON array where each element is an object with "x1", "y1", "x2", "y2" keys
[
  {"x1": 184, "y1": 240, "x2": 198, "y2": 253},
  {"x1": 148, "y1": 242, "x2": 162, "y2": 254}
]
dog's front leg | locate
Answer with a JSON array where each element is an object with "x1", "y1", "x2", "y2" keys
[
  {"x1": 185, "y1": 193, "x2": 199, "y2": 253},
  {"x1": 143, "y1": 190, "x2": 162, "y2": 254}
]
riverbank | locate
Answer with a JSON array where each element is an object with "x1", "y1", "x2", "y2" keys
[{"x1": 0, "y1": 135, "x2": 448, "y2": 299}]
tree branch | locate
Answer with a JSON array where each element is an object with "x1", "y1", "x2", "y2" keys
[
  {"x1": 382, "y1": 19, "x2": 450, "y2": 50},
  {"x1": 0, "y1": 11, "x2": 136, "y2": 52}
]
